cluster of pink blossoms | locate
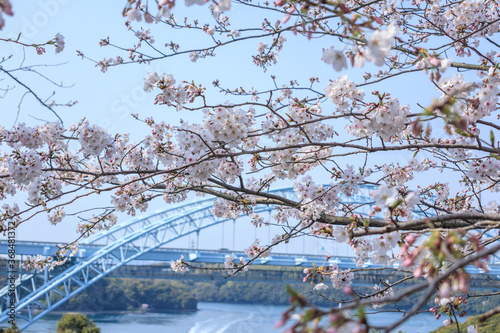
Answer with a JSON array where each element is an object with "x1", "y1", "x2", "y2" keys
[
  {"x1": 370, "y1": 282, "x2": 395, "y2": 308},
  {"x1": 467, "y1": 158, "x2": 500, "y2": 180},
  {"x1": 27, "y1": 177, "x2": 62, "y2": 206},
  {"x1": 76, "y1": 213, "x2": 118, "y2": 237},
  {"x1": 224, "y1": 254, "x2": 248, "y2": 275},
  {"x1": 338, "y1": 165, "x2": 367, "y2": 196},
  {"x1": 347, "y1": 98, "x2": 409, "y2": 140},
  {"x1": 438, "y1": 70, "x2": 499, "y2": 123},
  {"x1": 203, "y1": 105, "x2": 255, "y2": 149},
  {"x1": 8, "y1": 151, "x2": 43, "y2": 185},
  {"x1": 48, "y1": 207, "x2": 65, "y2": 225},
  {"x1": 22, "y1": 243, "x2": 78, "y2": 272},
  {"x1": 170, "y1": 255, "x2": 189, "y2": 273},
  {"x1": 96, "y1": 56, "x2": 124, "y2": 73},
  {"x1": 253, "y1": 35, "x2": 286, "y2": 71},
  {"x1": 74, "y1": 121, "x2": 114, "y2": 156},
  {"x1": 329, "y1": 264, "x2": 354, "y2": 289},
  {"x1": 325, "y1": 75, "x2": 411, "y2": 141},
  {"x1": 322, "y1": 21, "x2": 399, "y2": 70},
  {"x1": 1, "y1": 203, "x2": 19, "y2": 226},
  {"x1": 111, "y1": 178, "x2": 152, "y2": 216},
  {"x1": 325, "y1": 74, "x2": 364, "y2": 112},
  {"x1": 1, "y1": 122, "x2": 65, "y2": 150},
  {"x1": 0, "y1": 0, "x2": 13, "y2": 30},
  {"x1": 144, "y1": 72, "x2": 188, "y2": 110},
  {"x1": 244, "y1": 239, "x2": 271, "y2": 259},
  {"x1": 370, "y1": 232, "x2": 401, "y2": 266},
  {"x1": 212, "y1": 198, "x2": 241, "y2": 220}
]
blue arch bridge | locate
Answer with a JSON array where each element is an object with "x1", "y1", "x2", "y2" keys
[{"x1": 0, "y1": 186, "x2": 499, "y2": 330}]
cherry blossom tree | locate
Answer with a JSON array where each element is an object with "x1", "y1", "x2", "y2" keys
[{"x1": 2, "y1": 0, "x2": 500, "y2": 331}]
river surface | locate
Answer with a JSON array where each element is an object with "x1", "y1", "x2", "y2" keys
[{"x1": 20, "y1": 302, "x2": 464, "y2": 333}]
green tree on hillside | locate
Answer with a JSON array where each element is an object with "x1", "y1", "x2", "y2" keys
[
  {"x1": 0, "y1": 324, "x2": 21, "y2": 333},
  {"x1": 56, "y1": 313, "x2": 100, "y2": 333}
]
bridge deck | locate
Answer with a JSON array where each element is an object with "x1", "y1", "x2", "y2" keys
[{"x1": 2, "y1": 241, "x2": 500, "y2": 275}]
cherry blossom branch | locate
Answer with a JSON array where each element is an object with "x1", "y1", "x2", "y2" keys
[
  {"x1": 381, "y1": 242, "x2": 500, "y2": 332},
  {"x1": 287, "y1": 242, "x2": 500, "y2": 332},
  {"x1": 0, "y1": 67, "x2": 63, "y2": 123}
]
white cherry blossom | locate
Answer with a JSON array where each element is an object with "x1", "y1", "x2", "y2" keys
[
  {"x1": 371, "y1": 185, "x2": 398, "y2": 208},
  {"x1": 365, "y1": 21, "x2": 399, "y2": 66},
  {"x1": 322, "y1": 47, "x2": 348, "y2": 71}
]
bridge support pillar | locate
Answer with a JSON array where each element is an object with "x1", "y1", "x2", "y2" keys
[{"x1": 43, "y1": 267, "x2": 48, "y2": 284}]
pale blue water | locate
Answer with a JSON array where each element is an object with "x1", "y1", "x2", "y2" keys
[{"x1": 16, "y1": 302, "x2": 464, "y2": 332}]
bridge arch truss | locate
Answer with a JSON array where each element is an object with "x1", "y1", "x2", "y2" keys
[{"x1": 0, "y1": 185, "x2": 411, "y2": 330}]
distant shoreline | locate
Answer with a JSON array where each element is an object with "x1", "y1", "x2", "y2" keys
[{"x1": 31, "y1": 308, "x2": 199, "y2": 317}]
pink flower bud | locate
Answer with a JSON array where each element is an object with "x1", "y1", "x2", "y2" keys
[
  {"x1": 403, "y1": 256, "x2": 414, "y2": 267},
  {"x1": 338, "y1": 3, "x2": 351, "y2": 13},
  {"x1": 343, "y1": 286, "x2": 354, "y2": 295},
  {"x1": 144, "y1": 12, "x2": 154, "y2": 23},
  {"x1": 413, "y1": 265, "x2": 423, "y2": 278},
  {"x1": 429, "y1": 57, "x2": 441, "y2": 67},
  {"x1": 405, "y1": 234, "x2": 418, "y2": 246},
  {"x1": 439, "y1": 281, "x2": 451, "y2": 299},
  {"x1": 352, "y1": 322, "x2": 364, "y2": 333}
]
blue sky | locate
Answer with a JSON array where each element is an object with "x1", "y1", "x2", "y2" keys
[{"x1": 1, "y1": 1, "x2": 463, "y2": 256}]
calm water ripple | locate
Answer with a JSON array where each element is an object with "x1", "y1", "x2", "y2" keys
[{"x1": 18, "y1": 302, "x2": 464, "y2": 333}]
